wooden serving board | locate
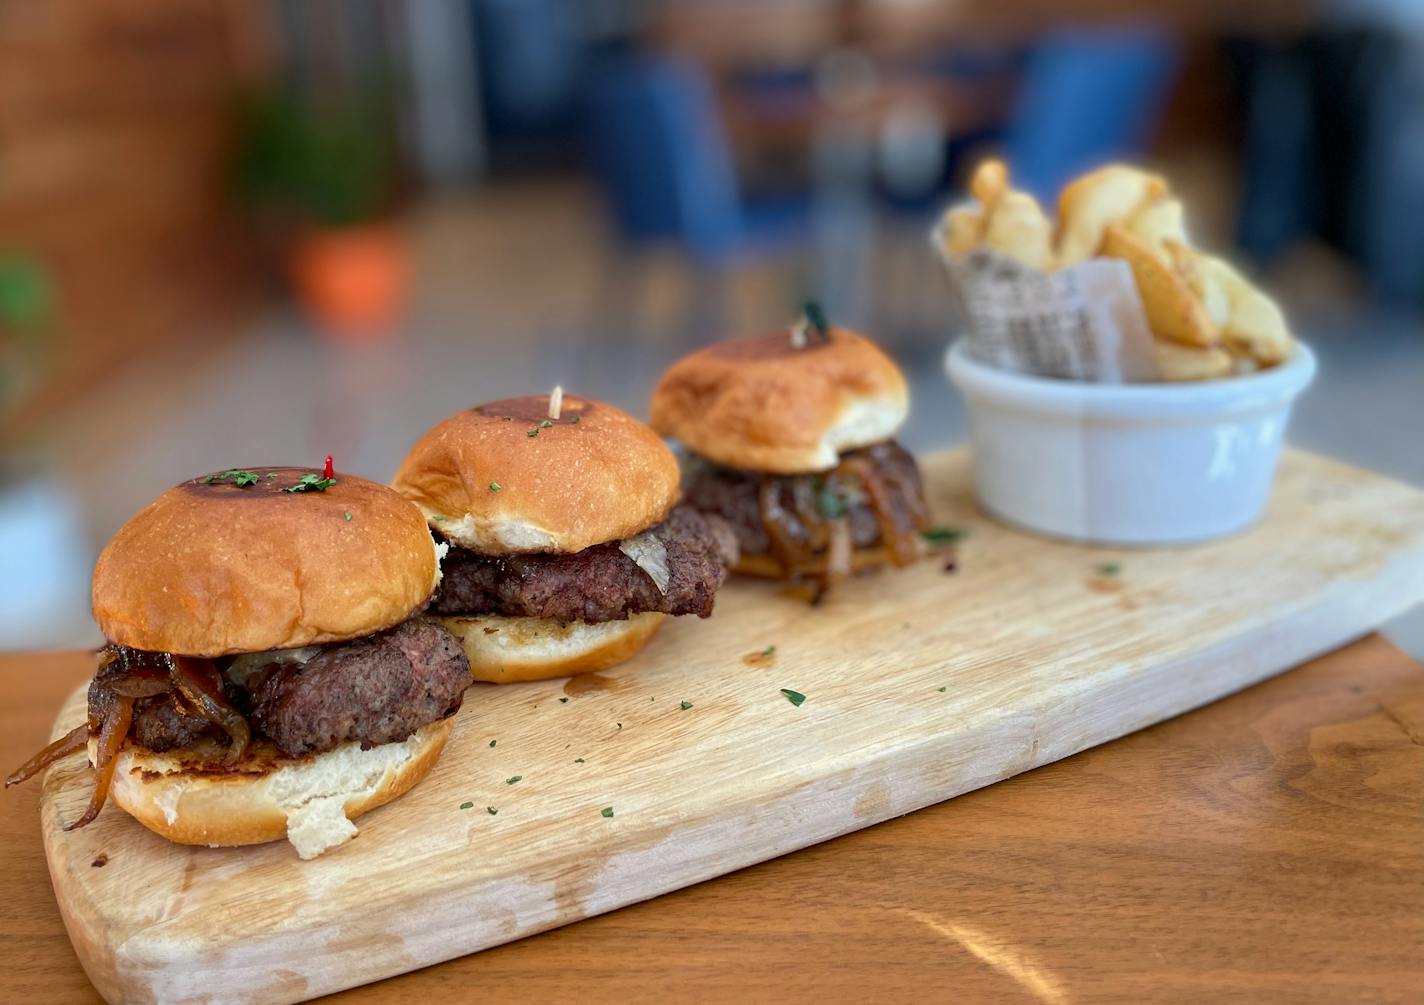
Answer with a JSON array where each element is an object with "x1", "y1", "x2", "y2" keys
[{"x1": 36, "y1": 449, "x2": 1424, "y2": 1004}]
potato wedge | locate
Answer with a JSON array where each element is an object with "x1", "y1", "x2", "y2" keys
[
  {"x1": 941, "y1": 205, "x2": 985, "y2": 257},
  {"x1": 1202, "y1": 255, "x2": 1293, "y2": 366},
  {"x1": 1152, "y1": 340, "x2": 1234, "y2": 381},
  {"x1": 1164, "y1": 241, "x2": 1230, "y2": 328},
  {"x1": 981, "y1": 191, "x2": 1054, "y2": 270},
  {"x1": 969, "y1": 159, "x2": 1009, "y2": 209},
  {"x1": 1057, "y1": 164, "x2": 1169, "y2": 266},
  {"x1": 1102, "y1": 225, "x2": 1217, "y2": 347},
  {"x1": 1126, "y1": 197, "x2": 1188, "y2": 252}
]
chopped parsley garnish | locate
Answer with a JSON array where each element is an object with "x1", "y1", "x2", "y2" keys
[
  {"x1": 922, "y1": 526, "x2": 968, "y2": 544},
  {"x1": 559, "y1": 697, "x2": 569, "y2": 703},
  {"x1": 266, "y1": 472, "x2": 278, "y2": 480},
  {"x1": 343, "y1": 511, "x2": 352, "y2": 521},
  {"x1": 780, "y1": 688, "x2": 806, "y2": 707},
  {"x1": 489, "y1": 481, "x2": 502, "y2": 492},
  {"x1": 526, "y1": 427, "x2": 540, "y2": 437},
  {"x1": 505, "y1": 775, "x2": 522, "y2": 785},
  {"x1": 600, "y1": 806, "x2": 614, "y2": 818},
  {"x1": 488, "y1": 739, "x2": 496, "y2": 747},
  {"x1": 285, "y1": 473, "x2": 336, "y2": 493},
  {"x1": 762, "y1": 645, "x2": 776, "y2": 657},
  {"x1": 487, "y1": 806, "x2": 498, "y2": 815},
  {"x1": 680, "y1": 700, "x2": 693, "y2": 710},
  {"x1": 574, "y1": 757, "x2": 585, "y2": 763},
  {"x1": 1097, "y1": 562, "x2": 1122, "y2": 576},
  {"x1": 459, "y1": 801, "x2": 474, "y2": 810},
  {"x1": 816, "y1": 486, "x2": 849, "y2": 519},
  {"x1": 616, "y1": 722, "x2": 622, "y2": 730},
  {"x1": 569, "y1": 414, "x2": 580, "y2": 424},
  {"x1": 433, "y1": 514, "x2": 449, "y2": 522},
  {"x1": 937, "y1": 686, "x2": 947, "y2": 693},
  {"x1": 538, "y1": 419, "x2": 553, "y2": 428},
  {"x1": 205, "y1": 469, "x2": 261, "y2": 487}
]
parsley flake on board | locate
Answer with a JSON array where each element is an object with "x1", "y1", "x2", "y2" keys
[
  {"x1": 205, "y1": 469, "x2": 261, "y2": 487},
  {"x1": 285, "y1": 473, "x2": 336, "y2": 493},
  {"x1": 922, "y1": 526, "x2": 968, "y2": 544},
  {"x1": 559, "y1": 697, "x2": 569, "y2": 703},
  {"x1": 937, "y1": 686, "x2": 947, "y2": 693},
  {"x1": 487, "y1": 806, "x2": 498, "y2": 815},
  {"x1": 600, "y1": 807, "x2": 614, "y2": 818},
  {"x1": 1097, "y1": 562, "x2": 1122, "y2": 576},
  {"x1": 616, "y1": 722, "x2": 622, "y2": 730},
  {"x1": 574, "y1": 757, "x2": 585, "y2": 763},
  {"x1": 780, "y1": 688, "x2": 806, "y2": 707},
  {"x1": 489, "y1": 739, "x2": 496, "y2": 747},
  {"x1": 680, "y1": 700, "x2": 693, "y2": 710},
  {"x1": 489, "y1": 481, "x2": 502, "y2": 492},
  {"x1": 762, "y1": 645, "x2": 776, "y2": 657},
  {"x1": 505, "y1": 775, "x2": 522, "y2": 785},
  {"x1": 459, "y1": 801, "x2": 474, "y2": 810}
]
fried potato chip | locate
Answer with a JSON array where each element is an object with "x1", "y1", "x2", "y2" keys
[
  {"x1": 1152, "y1": 340, "x2": 1234, "y2": 381},
  {"x1": 941, "y1": 205, "x2": 984, "y2": 257},
  {"x1": 1203, "y1": 255, "x2": 1293, "y2": 366},
  {"x1": 1125, "y1": 197, "x2": 1188, "y2": 253},
  {"x1": 969, "y1": 159, "x2": 1009, "y2": 209},
  {"x1": 1164, "y1": 241, "x2": 1230, "y2": 328},
  {"x1": 1057, "y1": 164, "x2": 1169, "y2": 266},
  {"x1": 981, "y1": 191, "x2": 1054, "y2": 270},
  {"x1": 1101, "y1": 224, "x2": 1217, "y2": 348}
]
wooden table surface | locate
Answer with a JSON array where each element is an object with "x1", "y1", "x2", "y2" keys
[{"x1": 3, "y1": 636, "x2": 1421, "y2": 1004}]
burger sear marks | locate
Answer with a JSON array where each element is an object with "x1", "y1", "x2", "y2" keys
[
  {"x1": 431, "y1": 505, "x2": 739, "y2": 624},
  {"x1": 473, "y1": 396, "x2": 593, "y2": 425},
  {"x1": 703, "y1": 328, "x2": 839, "y2": 361},
  {"x1": 681, "y1": 440, "x2": 930, "y2": 573},
  {"x1": 183, "y1": 467, "x2": 334, "y2": 498}
]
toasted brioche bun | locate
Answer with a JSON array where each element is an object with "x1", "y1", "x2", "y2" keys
[
  {"x1": 650, "y1": 326, "x2": 909, "y2": 474},
  {"x1": 92, "y1": 468, "x2": 441, "y2": 657},
  {"x1": 436, "y1": 612, "x2": 665, "y2": 683},
  {"x1": 393, "y1": 395, "x2": 680, "y2": 555},
  {"x1": 734, "y1": 547, "x2": 893, "y2": 580},
  {"x1": 96, "y1": 717, "x2": 454, "y2": 859}
]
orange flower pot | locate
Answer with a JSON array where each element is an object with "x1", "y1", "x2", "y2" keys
[{"x1": 288, "y1": 224, "x2": 410, "y2": 340}]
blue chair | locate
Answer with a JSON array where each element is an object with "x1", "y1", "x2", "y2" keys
[
  {"x1": 1002, "y1": 26, "x2": 1182, "y2": 204},
  {"x1": 583, "y1": 55, "x2": 807, "y2": 266}
]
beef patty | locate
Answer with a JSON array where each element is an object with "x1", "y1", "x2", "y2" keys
[
  {"x1": 431, "y1": 504, "x2": 738, "y2": 625},
  {"x1": 90, "y1": 618, "x2": 469, "y2": 758},
  {"x1": 681, "y1": 440, "x2": 928, "y2": 559}
]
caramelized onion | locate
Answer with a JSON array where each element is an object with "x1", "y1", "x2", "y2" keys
[
  {"x1": 65, "y1": 695, "x2": 133, "y2": 831},
  {"x1": 824, "y1": 517, "x2": 852, "y2": 586},
  {"x1": 5, "y1": 724, "x2": 89, "y2": 788},
  {"x1": 759, "y1": 480, "x2": 813, "y2": 573},
  {"x1": 103, "y1": 666, "x2": 173, "y2": 699},
  {"x1": 845, "y1": 457, "x2": 921, "y2": 568},
  {"x1": 171, "y1": 656, "x2": 250, "y2": 763}
]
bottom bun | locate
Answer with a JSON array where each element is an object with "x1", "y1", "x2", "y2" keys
[
  {"x1": 734, "y1": 547, "x2": 891, "y2": 580},
  {"x1": 437, "y1": 611, "x2": 665, "y2": 683},
  {"x1": 96, "y1": 717, "x2": 454, "y2": 859}
]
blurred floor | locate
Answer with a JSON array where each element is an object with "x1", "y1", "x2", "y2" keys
[{"x1": 22, "y1": 177, "x2": 1424, "y2": 656}]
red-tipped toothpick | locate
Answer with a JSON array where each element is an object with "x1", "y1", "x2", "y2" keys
[{"x1": 323, "y1": 455, "x2": 334, "y2": 480}]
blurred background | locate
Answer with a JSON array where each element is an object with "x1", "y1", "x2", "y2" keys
[{"x1": 1, "y1": 0, "x2": 1421, "y2": 653}]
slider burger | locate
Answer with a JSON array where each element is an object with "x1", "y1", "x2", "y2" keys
[
  {"x1": 392, "y1": 391, "x2": 737, "y2": 682},
  {"x1": 6, "y1": 462, "x2": 469, "y2": 859},
  {"x1": 650, "y1": 306, "x2": 931, "y2": 594}
]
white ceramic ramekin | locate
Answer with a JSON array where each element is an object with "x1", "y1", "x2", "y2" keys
[{"x1": 944, "y1": 340, "x2": 1318, "y2": 545}]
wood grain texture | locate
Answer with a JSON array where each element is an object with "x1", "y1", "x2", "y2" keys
[
  {"x1": 15, "y1": 448, "x2": 1424, "y2": 1003},
  {"x1": 5, "y1": 638, "x2": 1421, "y2": 1005}
]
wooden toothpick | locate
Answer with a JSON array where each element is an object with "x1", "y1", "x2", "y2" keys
[{"x1": 548, "y1": 385, "x2": 564, "y2": 420}]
